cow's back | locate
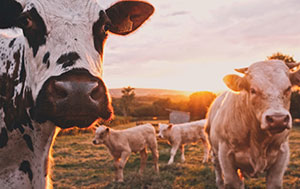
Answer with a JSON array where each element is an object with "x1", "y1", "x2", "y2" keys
[
  {"x1": 121, "y1": 124, "x2": 156, "y2": 152},
  {"x1": 172, "y1": 122, "x2": 205, "y2": 144}
]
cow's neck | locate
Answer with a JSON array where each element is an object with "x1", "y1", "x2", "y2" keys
[
  {"x1": 104, "y1": 130, "x2": 120, "y2": 155},
  {"x1": 228, "y1": 92, "x2": 289, "y2": 176},
  {"x1": 0, "y1": 36, "x2": 58, "y2": 188}
]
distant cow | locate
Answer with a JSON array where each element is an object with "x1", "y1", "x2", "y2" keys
[
  {"x1": 93, "y1": 124, "x2": 159, "y2": 182},
  {"x1": 158, "y1": 120, "x2": 209, "y2": 165},
  {"x1": 0, "y1": 0, "x2": 153, "y2": 188},
  {"x1": 205, "y1": 60, "x2": 300, "y2": 188}
]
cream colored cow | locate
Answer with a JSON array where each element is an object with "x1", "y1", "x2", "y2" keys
[
  {"x1": 93, "y1": 124, "x2": 159, "y2": 182},
  {"x1": 158, "y1": 120, "x2": 209, "y2": 164},
  {"x1": 205, "y1": 60, "x2": 300, "y2": 189}
]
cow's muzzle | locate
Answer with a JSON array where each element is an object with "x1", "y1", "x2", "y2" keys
[
  {"x1": 264, "y1": 113, "x2": 291, "y2": 134},
  {"x1": 33, "y1": 69, "x2": 113, "y2": 128}
]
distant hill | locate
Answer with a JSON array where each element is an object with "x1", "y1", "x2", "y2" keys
[{"x1": 109, "y1": 88, "x2": 193, "y2": 98}]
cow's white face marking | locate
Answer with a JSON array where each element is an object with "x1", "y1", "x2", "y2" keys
[
  {"x1": 21, "y1": 0, "x2": 104, "y2": 99},
  {"x1": 246, "y1": 61, "x2": 292, "y2": 130},
  {"x1": 158, "y1": 123, "x2": 169, "y2": 139},
  {"x1": 93, "y1": 125, "x2": 108, "y2": 144}
]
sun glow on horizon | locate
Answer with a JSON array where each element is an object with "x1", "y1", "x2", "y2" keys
[{"x1": 101, "y1": 0, "x2": 300, "y2": 93}]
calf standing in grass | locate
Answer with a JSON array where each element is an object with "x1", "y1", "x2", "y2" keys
[
  {"x1": 93, "y1": 124, "x2": 159, "y2": 182},
  {"x1": 158, "y1": 120, "x2": 209, "y2": 165}
]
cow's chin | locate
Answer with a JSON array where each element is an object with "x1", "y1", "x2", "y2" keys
[
  {"x1": 52, "y1": 109, "x2": 113, "y2": 129},
  {"x1": 53, "y1": 116, "x2": 101, "y2": 129}
]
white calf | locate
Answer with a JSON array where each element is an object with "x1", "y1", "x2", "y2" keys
[
  {"x1": 158, "y1": 120, "x2": 209, "y2": 164},
  {"x1": 93, "y1": 124, "x2": 159, "y2": 182}
]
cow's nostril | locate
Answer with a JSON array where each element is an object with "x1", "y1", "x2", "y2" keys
[
  {"x1": 53, "y1": 81, "x2": 68, "y2": 99},
  {"x1": 90, "y1": 84, "x2": 103, "y2": 101},
  {"x1": 49, "y1": 81, "x2": 68, "y2": 99},
  {"x1": 266, "y1": 115, "x2": 274, "y2": 123},
  {"x1": 284, "y1": 115, "x2": 290, "y2": 124}
]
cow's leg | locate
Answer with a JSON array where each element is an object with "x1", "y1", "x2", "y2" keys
[
  {"x1": 168, "y1": 143, "x2": 180, "y2": 165},
  {"x1": 180, "y1": 145, "x2": 185, "y2": 163},
  {"x1": 115, "y1": 151, "x2": 130, "y2": 182},
  {"x1": 219, "y1": 143, "x2": 244, "y2": 189},
  {"x1": 212, "y1": 151, "x2": 224, "y2": 189},
  {"x1": 148, "y1": 142, "x2": 159, "y2": 173},
  {"x1": 139, "y1": 148, "x2": 148, "y2": 175},
  {"x1": 266, "y1": 142, "x2": 289, "y2": 189},
  {"x1": 113, "y1": 158, "x2": 120, "y2": 182},
  {"x1": 200, "y1": 135, "x2": 210, "y2": 163}
]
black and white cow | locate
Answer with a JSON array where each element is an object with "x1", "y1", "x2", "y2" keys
[{"x1": 0, "y1": 0, "x2": 154, "y2": 188}]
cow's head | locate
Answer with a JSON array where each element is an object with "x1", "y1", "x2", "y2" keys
[
  {"x1": 223, "y1": 60, "x2": 300, "y2": 134},
  {"x1": 0, "y1": 0, "x2": 154, "y2": 128},
  {"x1": 92, "y1": 125, "x2": 109, "y2": 145},
  {"x1": 158, "y1": 123, "x2": 172, "y2": 139}
]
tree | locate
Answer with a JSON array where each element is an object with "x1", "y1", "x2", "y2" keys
[
  {"x1": 120, "y1": 86, "x2": 135, "y2": 117},
  {"x1": 267, "y1": 52, "x2": 300, "y2": 120},
  {"x1": 188, "y1": 91, "x2": 216, "y2": 120},
  {"x1": 290, "y1": 91, "x2": 300, "y2": 119},
  {"x1": 152, "y1": 98, "x2": 171, "y2": 117},
  {"x1": 267, "y1": 52, "x2": 296, "y2": 64}
]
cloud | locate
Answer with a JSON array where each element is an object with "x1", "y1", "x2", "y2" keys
[{"x1": 2, "y1": 0, "x2": 300, "y2": 91}]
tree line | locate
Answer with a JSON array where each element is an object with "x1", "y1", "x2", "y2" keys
[
  {"x1": 112, "y1": 52, "x2": 300, "y2": 122},
  {"x1": 112, "y1": 86, "x2": 217, "y2": 121}
]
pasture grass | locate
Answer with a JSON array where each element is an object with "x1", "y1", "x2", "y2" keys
[{"x1": 52, "y1": 124, "x2": 300, "y2": 188}]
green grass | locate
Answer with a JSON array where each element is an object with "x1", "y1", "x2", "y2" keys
[{"x1": 51, "y1": 125, "x2": 300, "y2": 188}]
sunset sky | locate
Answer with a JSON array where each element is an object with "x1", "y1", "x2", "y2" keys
[
  {"x1": 2, "y1": 0, "x2": 300, "y2": 92},
  {"x1": 100, "y1": 0, "x2": 300, "y2": 92}
]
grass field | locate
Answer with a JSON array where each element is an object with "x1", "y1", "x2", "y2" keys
[{"x1": 51, "y1": 123, "x2": 300, "y2": 189}]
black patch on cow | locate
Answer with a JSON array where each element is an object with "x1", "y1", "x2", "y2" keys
[
  {"x1": 16, "y1": 7, "x2": 47, "y2": 57},
  {"x1": 43, "y1": 52, "x2": 50, "y2": 68},
  {"x1": 23, "y1": 134, "x2": 34, "y2": 152},
  {"x1": 19, "y1": 160, "x2": 33, "y2": 181},
  {"x1": 0, "y1": 46, "x2": 34, "y2": 133},
  {"x1": 92, "y1": 10, "x2": 109, "y2": 55},
  {"x1": 0, "y1": 0, "x2": 23, "y2": 28},
  {"x1": 19, "y1": 48, "x2": 26, "y2": 82},
  {"x1": 0, "y1": 128, "x2": 8, "y2": 148},
  {"x1": 56, "y1": 52, "x2": 80, "y2": 68},
  {"x1": 8, "y1": 38, "x2": 16, "y2": 47}
]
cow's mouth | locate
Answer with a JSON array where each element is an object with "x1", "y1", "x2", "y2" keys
[
  {"x1": 32, "y1": 107, "x2": 113, "y2": 128},
  {"x1": 268, "y1": 126, "x2": 288, "y2": 134},
  {"x1": 53, "y1": 115, "x2": 101, "y2": 128}
]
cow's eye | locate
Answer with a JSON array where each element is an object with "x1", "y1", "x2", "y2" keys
[
  {"x1": 17, "y1": 13, "x2": 33, "y2": 29},
  {"x1": 284, "y1": 86, "x2": 292, "y2": 95},
  {"x1": 250, "y1": 88, "x2": 256, "y2": 95},
  {"x1": 104, "y1": 24, "x2": 111, "y2": 32}
]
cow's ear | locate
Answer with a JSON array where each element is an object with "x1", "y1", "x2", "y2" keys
[
  {"x1": 168, "y1": 124, "x2": 173, "y2": 129},
  {"x1": 105, "y1": 1, "x2": 154, "y2": 35},
  {"x1": 0, "y1": 0, "x2": 23, "y2": 28},
  {"x1": 223, "y1": 74, "x2": 248, "y2": 92},
  {"x1": 290, "y1": 69, "x2": 300, "y2": 86}
]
